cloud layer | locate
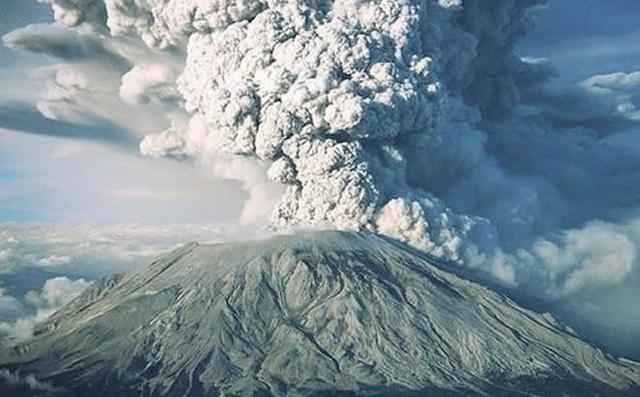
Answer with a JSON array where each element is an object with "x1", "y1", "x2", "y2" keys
[
  {"x1": 0, "y1": 277, "x2": 90, "y2": 340},
  {"x1": 0, "y1": 221, "x2": 257, "y2": 340}
]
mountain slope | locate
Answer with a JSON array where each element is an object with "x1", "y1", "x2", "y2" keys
[{"x1": 1, "y1": 231, "x2": 639, "y2": 396}]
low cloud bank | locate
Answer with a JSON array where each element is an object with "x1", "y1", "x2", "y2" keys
[
  {"x1": 0, "y1": 277, "x2": 90, "y2": 340},
  {"x1": 0, "y1": 222, "x2": 245, "y2": 340}
]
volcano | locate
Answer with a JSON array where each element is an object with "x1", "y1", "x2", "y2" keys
[{"x1": 1, "y1": 231, "x2": 638, "y2": 396}]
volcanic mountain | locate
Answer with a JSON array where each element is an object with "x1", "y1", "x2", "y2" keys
[{"x1": 1, "y1": 231, "x2": 638, "y2": 396}]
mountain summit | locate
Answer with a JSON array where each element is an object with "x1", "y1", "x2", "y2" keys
[{"x1": 1, "y1": 231, "x2": 638, "y2": 396}]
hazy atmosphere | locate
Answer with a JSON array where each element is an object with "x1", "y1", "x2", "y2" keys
[{"x1": 0, "y1": 0, "x2": 639, "y2": 380}]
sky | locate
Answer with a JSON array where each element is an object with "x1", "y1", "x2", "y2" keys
[
  {"x1": 0, "y1": 0, "x2": 639, "y2": 359},
  {"x1": 520, "y1": 0, "x2": 640, "y2": 82},
  {"x1": 0, "y1": 0, "x2": 637, "y2": 224},
  {"x1": 0, "y1": 0, "x2": 637, "y2": 225},
  {"x1": 0, "y1": 1, "x2": 246, "y2": 224}
]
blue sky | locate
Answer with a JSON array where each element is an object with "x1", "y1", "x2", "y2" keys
[{"x1": 520, "y1": 0, "x2": 640, "y2": 82}]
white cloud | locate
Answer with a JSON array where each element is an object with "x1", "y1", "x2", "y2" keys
[
  {"x1": 583, "y1": 71, "x2": 640, "y2": 120},
  {"x1": 511, "y1": 221, "x2": 638, "y2": 298},
  {"x1": 584, "y1": 71, "x2": 640, "y2": 93},
  {"x1": 0, "y1": 277, "x2": 90, "y2": 340},
  {"x1": 36, "y1": 254, "x2": 73, "y2": 268},
  {"x1": 0, "y1": 288, "x2": 24, "y2": 320},
  {"x1": 0, "y1": 221, "x2": 253, "y2": 277},
  {"x1": 0, "y1": 249, "x2": 10, "y2": 262},
  {"x1": 40, "y1": 0, "x2": 106, "y2": 28},
  {"x1": 32, "y1": 276, "x2": 91, "y2": 307},
  {"x1": 108, "y1": 187, "x2": 187, "y2": 200},
  {"x1": 119, "y1": 63, "x2": 181, "y2": 105},
  {"x1": 0, "y1": 369, "x2": 56, "y2": 393}
]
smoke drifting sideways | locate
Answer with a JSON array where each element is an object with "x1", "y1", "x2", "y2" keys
[{"x1": 4, "y1": 1, "x2": 640, "y2": 356}]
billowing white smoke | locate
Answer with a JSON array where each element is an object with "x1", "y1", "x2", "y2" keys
[
  {"x1": 10, "y1": 0, "x2": 640, "y2": 355},
  {"x1": 112, "y1": 0, "x2": 514, "y2": 265},
  {"x1": 170, "y1": 0, "x2": 478, "y2": 259}
]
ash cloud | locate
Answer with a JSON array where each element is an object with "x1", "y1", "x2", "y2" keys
[{"x1": 4, "y1": 0, "x2": 640, "y2": 356}]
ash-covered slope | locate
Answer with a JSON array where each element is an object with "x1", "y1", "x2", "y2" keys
[{"x1": 1, "y1": 231, "x2": 639, "y2": 396}]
